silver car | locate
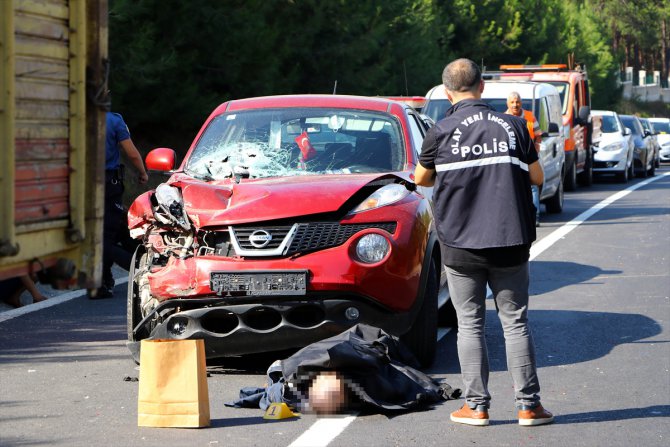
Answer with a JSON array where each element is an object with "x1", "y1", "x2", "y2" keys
[
  {"x1": 620, "y1": 115, "x2": 657, "y2": 177},
  {"x1": 592, "y1": 110, "x2": 634, "y2": 182}
]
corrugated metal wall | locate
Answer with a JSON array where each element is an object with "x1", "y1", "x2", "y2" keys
[{"x1": 14, "y1": 0, "x2": 71, "y2": 225}]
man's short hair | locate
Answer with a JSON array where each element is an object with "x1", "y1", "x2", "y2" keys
[
  {"x1": 508, "y1": 91, "x2": 521, "y2": 101},
  {"x1": 442, "y1": 58, "x2": 482, "y2": 93}
]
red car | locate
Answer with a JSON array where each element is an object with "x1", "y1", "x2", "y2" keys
[{"x1": 126, "y1": 95, "x2": 453, "y2": 366}]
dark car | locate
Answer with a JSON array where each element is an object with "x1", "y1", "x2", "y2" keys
[
  {"x1": 620, "y1": 115, "x2": 656, "y2": 177},
  {"x1": 639, "y1": 118, "x2": 661, "y2": 170},
  {"x1": 126, "y1": 95, "x2": 455, "y2": 367}
]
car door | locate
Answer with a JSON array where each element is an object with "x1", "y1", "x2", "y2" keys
[{"x1": 536, "y1": 96, "x2": 564, "y2": 201}]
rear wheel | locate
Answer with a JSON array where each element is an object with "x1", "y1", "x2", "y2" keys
[
  {"x1": 544, "y1": 176, "x2": 564, "y2": 214},
  {"x1": 401, "y1": 259, "x2": 438, "y2": 367},
  {"x1": 577, "y1": 149, "x2": 593, "y2": 186}
]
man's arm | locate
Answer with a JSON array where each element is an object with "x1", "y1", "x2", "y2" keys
[
  {"x1": 414, "y1": 163, "x2": 436, "y2": 187},
  {"x1": 528, "y1": 160, "x2": 544, "y2": 186},
  {"x1": 119, "y1": 138, "x2": 149, "y2": 184}
]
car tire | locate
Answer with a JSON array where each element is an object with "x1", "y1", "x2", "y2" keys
[
  {"x1": 648, "y1": 158, "x2": 656, "y2": 176},
  {"x1": 127, "y1": 246, "x2": 150, "y2": 343},
  {"x1": 617, "y1": 164, "x2": 629, "y2": 183},
  {"x1": 545, "y1": 176, "x2": 564, "y2": 214},
  {"x1": 564, "y1": 156, "x2": 577, "y2": 191},
  {"x1": 628, "y1": 158, "x2": 635, "y2": 180},
  {"x1": 401, "y1": 258, "x2": 438, "y2": 368},
  {"x1": 577, "y1": 150, "x2": 593, "y2": 187}
]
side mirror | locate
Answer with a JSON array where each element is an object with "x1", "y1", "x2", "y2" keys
[
  {"x1": 623, "y1": 127, "x2": 631, "y2": 136},
  {"x1": 643, "y1": 129, "x2": 652, "y2": 137},
  {"x1": 548, "y1": 122, "x2": 560, "y2": 134},
  {"x1": 578, "y1": 105, "x2": 590, "y2": 123},
  {"x1": 146, "y1": 148, "x2": 177, "y2": 172}
]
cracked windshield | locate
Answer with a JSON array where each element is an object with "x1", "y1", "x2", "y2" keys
[{"x1": 185, "y1": 108, "x2": 405, "y2": 179}]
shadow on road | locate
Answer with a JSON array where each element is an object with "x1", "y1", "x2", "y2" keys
[
  {"x1": 530, "y1": 260, "x2": 622, "y2": 295},
  {"x1": 432, "y1": 309, "x2": 662, "y2": 375}
]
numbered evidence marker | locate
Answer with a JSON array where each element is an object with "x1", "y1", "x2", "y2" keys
[{"x1": 263, "y1": 402, "x2": 300, "y2": 420}]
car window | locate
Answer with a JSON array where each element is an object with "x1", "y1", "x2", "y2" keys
[
  {"x1": 544, "y1": 82, "x2": 569, "y2": 114},
  {"x1": 423, "y1": 99, "x2": 451, "y2": 122},
  {"x1": 620, "y1": 116, "x2": 642, "y2": 136},
  {"x1": 640, "y1": 119, "x2": 651, "y2": 133},
  {"x1": 480, "y1": 97, "x2": 533, "y2": 114},
  {"x1": 407, "y1": 113, "x2": 425, "y2": 155},
  {"x1": 538, "y1": 98, "x2": 549, "y2": 133},
  {"x1": 599, "y1": 115, "x2": 620, "y2": 133},
  {"x1": 651, "y1": 121, "x2": 670, "y2": 133},
  {"x1": 185, "y1": 108, "x2": 406, "y2": 180}
]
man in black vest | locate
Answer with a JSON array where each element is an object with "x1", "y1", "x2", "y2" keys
[{"x1": 414, "y1": 58, "x2": 553, "y2": 426}]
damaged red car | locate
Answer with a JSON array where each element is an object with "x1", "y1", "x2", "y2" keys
[{"x1": 126, "y1": 95, "x2": 454, "y2": 366}]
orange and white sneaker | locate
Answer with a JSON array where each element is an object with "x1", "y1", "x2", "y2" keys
[
  {"x1": 450, "y1": 403, "x2": 490, "y2": 426},
  {"x1": 518, "y1": 404, "x2": 554, "y2": 426}
]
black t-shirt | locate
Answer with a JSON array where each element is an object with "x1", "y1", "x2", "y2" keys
[{"x1": 420, "y1": 99, "x2": 538, "y2": 267}]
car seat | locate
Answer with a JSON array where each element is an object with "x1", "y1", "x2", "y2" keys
[{"x1": 354, "y1": 133, "x2": 393, "y2": 170}]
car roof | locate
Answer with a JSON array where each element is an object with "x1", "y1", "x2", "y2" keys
[
  {"x1": 648, "y1": 117, "x2": 670, "y2": 122},
  {"x1": 481, "y1": 80, "x2": 558, "y2": 99},
  {"x1": 592, "y1": 110, "x2": 617, "y2": 116},
  {"x1": 215, "y1": 94, "x2": 402, "y2": 114}
]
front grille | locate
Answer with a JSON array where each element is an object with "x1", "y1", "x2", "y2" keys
[
  {"x1": 230, "y1": 222, "x2": 396, "y2": 257},
  {"x1": 287, "y1": 222, "x2": 396, "y2": 255},
  {"x1": 232, "y1": 226, "x2": 293, "y2": 251}
]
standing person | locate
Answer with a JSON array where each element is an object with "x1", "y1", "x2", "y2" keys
[
  {"x1": 506, "y1": 91, "x2": 542, "y2": 227},
  {"x1": 414, "y1": 58, "x2": 553, "y2": 426},
  {"x1": 91, "y1": 111, "x2": 148, "y2": 299}
]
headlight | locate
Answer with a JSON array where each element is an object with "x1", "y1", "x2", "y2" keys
[
  {"x1": 600, "y1": 142, "x2": 625, "y2": 152},
  {"x1": 355, "y1": 234, "x2": 390, "y2": 263},
  {"x1": 154, "y1": 184, "x2": 191, "y2": 230},
  {"x1": 349, "y1": 184, "x2": 410, "y2": 214}
]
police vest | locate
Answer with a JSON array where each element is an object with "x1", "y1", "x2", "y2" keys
[{"x1": 424, "y1": 99, "x2": 537, "y2": 249}]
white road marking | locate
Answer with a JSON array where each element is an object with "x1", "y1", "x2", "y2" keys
[{"x1": 288, "y1": 415, "x2": 358, "y2": 447}]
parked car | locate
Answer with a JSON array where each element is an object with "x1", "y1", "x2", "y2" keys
[
  {"x1": 648, "y1": 117, "x2": 670, "y2": 162},
  {"x1": 423, "y1": 80, "x2": 566, "y2": 214},
  {"x1": 125, "y1": 94, "x2": 454, "y2": 367},
  {"x1": 619, "y1": 115, "x2": 656, "y2": 177},
  {"x1": 591, "y1": 110, "x2": 634, "y2": 182},
  {"x1": 639, "y1": 118, "x2": 662, "y2": 169}
]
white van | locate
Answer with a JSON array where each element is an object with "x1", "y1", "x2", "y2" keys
[{"x1": 423, "y1": 81, "x2": 566, "y2": 213}]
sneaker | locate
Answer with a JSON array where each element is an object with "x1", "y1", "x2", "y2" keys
[
  {"x1": 450, "y1": 403, "x2": 489, "y2": 426},
  {"x1": 518, "y1": 404, "x2": 554, "y2": 426}
]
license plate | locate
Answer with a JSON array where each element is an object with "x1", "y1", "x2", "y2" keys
[{"x1": 210, "y1": 270, "x2": 307, "y2": 296}]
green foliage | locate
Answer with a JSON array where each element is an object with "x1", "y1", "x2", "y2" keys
[{"x1": 108, "y1": 0, "x2": 666, "y2": 152}]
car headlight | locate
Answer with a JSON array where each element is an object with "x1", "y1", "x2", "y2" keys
[
  {"x1": 349, "y1": 184, "x2": 410, "y2": 214},
  {"x1": 355, "y1": 233, "x2": 390, "y2": 263},
  {"x1": 600, "y1": 142, "x2": 625, "y2": 152}
]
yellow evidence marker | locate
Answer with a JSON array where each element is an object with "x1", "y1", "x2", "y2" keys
[{"x1": 263, "y1": 402, "x2": 300, "y2": 420}]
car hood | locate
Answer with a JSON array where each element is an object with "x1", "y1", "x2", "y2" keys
[
  {"x1": 175, "y1": 173, "x2": 395, "y2": 227},
  {"x1": 596, "y1": 132, "x2": 626, "y2": 148}
]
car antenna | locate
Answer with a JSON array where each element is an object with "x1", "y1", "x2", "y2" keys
[
  {"x1": 403, "y1": 60, "x2": 409, "y2": 96},
  {"x1": 332, "y1": 80, "x2": 337, "y2": 95}
]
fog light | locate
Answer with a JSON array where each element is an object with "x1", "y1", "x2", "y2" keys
[
  {"x1": 168, "y1": 318, "x2": 188, "y2": 336},
  {"x1": 355, "y1": 234, "x2": 390, "y2": 263},
  {"x1": 345, "y1": 307, "x2": 360, "y2": 321}
]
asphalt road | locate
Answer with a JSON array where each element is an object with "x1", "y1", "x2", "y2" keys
[{"x1": 1, "y1": 167, "x2": 669, "y2": 447}]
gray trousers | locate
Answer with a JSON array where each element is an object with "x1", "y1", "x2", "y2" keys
[{"x1": 445, "y1": 262, "x2": 541, "y2": 409}]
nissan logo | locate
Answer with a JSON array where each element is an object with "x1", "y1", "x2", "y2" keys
[{"x1": 248, "y1": 230, "x2": 272, "y2": 248}]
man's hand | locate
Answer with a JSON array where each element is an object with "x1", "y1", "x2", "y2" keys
[{"x1": 138, "y1": 172, "x2": 149, "y2": 184}]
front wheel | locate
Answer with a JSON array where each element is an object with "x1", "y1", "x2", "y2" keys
[
  {"x1": 127, "y1": 246, "x2": 153, "y2": 342},
  {"x1": 578, "y1": 150, "x2": 593, "y2": 186},
  {"x1": 544, "y1": 176, "x2": 564, "y2": 214},
  {"x1": 401, "y1": 259, "x2": 438, "y2": 368}
]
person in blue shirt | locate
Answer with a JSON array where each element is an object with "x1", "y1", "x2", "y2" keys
[{"x1": 91, "y1": 112, "x2": 148, "y2": 299}]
